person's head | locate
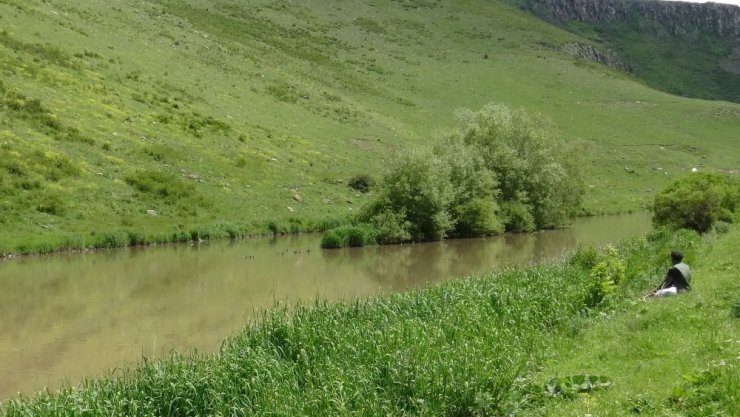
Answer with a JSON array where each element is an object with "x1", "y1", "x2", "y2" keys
[{"x1": 670, "y1": 250, "x2": 683, "y2": 264}]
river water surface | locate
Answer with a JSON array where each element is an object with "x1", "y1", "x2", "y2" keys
[{"x1": 0, "y1": 213, "x2": 651, "y2": 399}]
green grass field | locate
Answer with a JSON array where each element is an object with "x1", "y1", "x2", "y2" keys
[
  {"x1": 1, "y1": 0, "x2": 738, "y2": 253},
  {"x1": 522, "y1": 227, "x2": 740, "y2": 416}
]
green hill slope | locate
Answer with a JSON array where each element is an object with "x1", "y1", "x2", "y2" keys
[
  {"x1": 514, "y1": 0, "x2": 740, "y2": 103},
  {"x1": 1, "y1": 0, "x2": 738, "y2": 253}
]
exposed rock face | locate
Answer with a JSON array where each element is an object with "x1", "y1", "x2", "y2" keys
[
  {"x1": 721, "y1": 46, "x2": 740, "y2": 74},
  {"x1": 561, "y1": 42, "x2": 632, "y2": 71},
  {"x1": 531, "y1": 0, "x2": 739, "y2": 41}
]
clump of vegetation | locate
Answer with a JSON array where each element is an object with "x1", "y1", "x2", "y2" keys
[
  {"x1": 544, "y1": 375, "x2": 612, "y2": 398},
  {"x1": 360, "y1": 146, "x2": 457, "y2": 242},
  {"x1": 320, "y1": 223, "x2": 378, "y2": 248},
  {"x1": 355, "y1": 104, "x2": 581, "y2": 244},
  {"x1": 584, "y1": 245, "x2": 625, "y2": 307},
  {"x1": 124, "y1": 170, "x2": 194, "y2": 202},
  {"x1": 667, "y1": 367, "x2": 738, "y2": 416},
  {"x1": 652, "y1": 172, "x2": 739, "y2": 233},
  {"x1": 347, "y1": 174, "x2": 375, "y2": 193},
  {"x1": 456, "y1": 103, "x2": 583, "y2": 231}
]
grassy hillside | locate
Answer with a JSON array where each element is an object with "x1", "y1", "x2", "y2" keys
[
  {"x1": 510, "y1": 0, "x2": 740, "y2": 103},
  {"x1": 1, "y1": 0, "x2": 738, "y2": 253},
  {"x1": 561, "y1": 14, "x2": 740, "y2": 103}
]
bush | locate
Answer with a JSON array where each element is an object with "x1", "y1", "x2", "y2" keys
[
  {"x1": 320, "y1": 224, "x2": 378, "y2": 249},
  {"x1": 96, "y1": 231, "x2": 128, "y2": 248},
  {"x1": 361, "y1": 147, "x2": 454, "y2": 242},
  {"x1": 568, "y1": 245, "x2": 600, "y2": 270},
  {"x1": 36, "y1": 193, "x2": 67, "y2": 216},
  {"x1": 436, "y1": 136, "x2": 503, "y2": 237},
  {"x1": 320, "y1": 228, "x2": 345, "y2": 249},
  {"x1": 456, "y1": 103, "x2": 583, "y2": 230},
  {"x1": 125, "y1": 170, "x2": 194, "y2": 202},
  {"x1": 585, "y1": 246, "x2": 626, "y2": 307},
  {"x1": 361, "y1": 135, "x2": 504, "y2": 243},
  {"x1": 500, "y1": 200, "x2": 535, "y2": 232},
  {"x1": 347, "y1": 224, "x2": 377, "y2": 247},
  {"x1": 369, "y1": 209, "x2": 412, "y2": 244},
  {"x1": 359, "y1": 103, "x2": 581, "y2": 244},
  {"x1": 652, "y1": 172, "x2": 740, "y2": 233},
  {"x1": 348, "y1": 174, "x2": 375, "y2": 193}
]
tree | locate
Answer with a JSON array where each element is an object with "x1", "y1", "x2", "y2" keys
[
  {"x1": 652, "y1": 172, "x2": 739, "y2": 233},
  {"x1": 359, "y1": 103, "x2": 583, "y2": 243},
  {"x1": 455, "y1": 103, "x2": 583, "y2": 230},
  {"x1": 361, "y1": 147, "x2": 454, "y2": 242}
]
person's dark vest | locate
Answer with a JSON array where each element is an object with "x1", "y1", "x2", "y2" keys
[
  {"x1": 673, "y1": 263, "x2": 691, "y2": 284},
  {"x1": 668, "y1": 262, "x2": 691, "y2": 291}
]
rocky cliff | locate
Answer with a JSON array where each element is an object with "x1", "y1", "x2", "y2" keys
[
  {"x1": 518, "y1": 0, "x2": 740, "y2": 101},
  {"x1": 529, "y1": 0, "x2": 739, "y2": 41}
]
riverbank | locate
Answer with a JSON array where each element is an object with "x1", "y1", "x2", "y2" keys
[
  {"x1": 2, "y1": 209, "x2": 649, "y2": 258},
  {"x1": 2, "y1": 226, "x2": 735, "y2": 416},
  {"x1": 521, "y1": 227, "x2": 740, "y2": 416},
  {"x1": 0, "y1": 215, "x2": 346, "y2": 258}
]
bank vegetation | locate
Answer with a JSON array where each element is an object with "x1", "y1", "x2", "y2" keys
[{"x1": 322, "y1": 104, "x2": 584, "y2": 248}]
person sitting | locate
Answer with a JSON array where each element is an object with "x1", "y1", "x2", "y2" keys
[{"x1": 648, "y1": 250, "x2": 691, "y2": 298}]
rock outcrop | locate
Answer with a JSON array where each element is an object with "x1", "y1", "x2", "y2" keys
[
  {"x1": 529, "y1": 0, "x2": 739, "y2": 41},
  {"x1": 561, "y1": 42, "x2": 632, "y2": 71}
]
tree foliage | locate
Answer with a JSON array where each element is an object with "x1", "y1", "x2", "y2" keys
[
  {"x1": 360, "y1": 147, "x2": 456, "y2": 242},
  {"x1": 456, "y1": 103, "x2": 583, "y2": 230},
  {"x1": 360, "y1": 104, "x2": 583, "y2": 243},
  {"x1": 652, "y1": 172, "x2": 740, "y2": 233}
]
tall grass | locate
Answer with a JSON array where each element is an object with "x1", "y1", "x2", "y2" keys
[{"x1": 1, "y1": 228, "x2": 697, "y2": 416}]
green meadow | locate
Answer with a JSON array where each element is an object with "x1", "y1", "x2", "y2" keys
[{"x1": 1, "y1": 0, "x2": 738, "y2": 253}]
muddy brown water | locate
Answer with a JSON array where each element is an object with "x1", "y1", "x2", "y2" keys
[{"x1": 0, "y1": 213, "x2": 651, "y2": 399}]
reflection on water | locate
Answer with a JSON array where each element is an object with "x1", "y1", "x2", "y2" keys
[{"x1": 0, "y1": 213, "x2": 651, "y2": 399}]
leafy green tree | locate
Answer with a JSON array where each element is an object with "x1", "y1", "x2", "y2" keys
[
  {"x1": 456, "y1": 103, "x2": 583, "y2": 230},
  {"x1": 652, "y1": 172, "x2": 740, "y2": 233},
  {"x1": 359, "y1": 103, "x2": 582, "y2": 244},
  {"x1": 361, "y1": 147, "x2": 454, "y2": 242},
  {"x1": 433, "y1": 136, "x2": 503, "y2": 237}
]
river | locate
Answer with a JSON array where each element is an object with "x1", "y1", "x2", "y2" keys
[{"x1": 0, "y1": 213, "x2": 651, "y2": 400}]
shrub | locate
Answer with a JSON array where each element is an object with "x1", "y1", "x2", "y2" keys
[
  {"x1": 96, "y1": 231, "x2": 128, "y2": 248},
  {"x1": 359, "y1": 103, "x2": 581, "y2": 244},
  {"x1": 456, "y1": 103, "x2": 583, "y2": 230},
  {"x1": 36, "y1": 193, "x2": 67, "y2": 216},
  {"x1": 361, "y1": 147, "x2": 454, "y2": 242},
  {"x1": 361, "y1": 134, "x2": 504, "y2": 242},
  {"x1": 368, "y1": 208, "x2": 412, "y2": 244},
  {"x1": 348, "y1": 174, "x2": 375, "y2": 193},
  {"x1": 320, "y1": 224, "x2": 378, "y2": 249},
  {"x1": 125, "y1": 170, "x2": 194, "y2": 202},
  {"x1": 585, "y1": 246, "x2": 625, "y2": 307},
  {"x1": 437, "y1": 136, "x2": 503, "y2": 237},
  {"x1": 320, "y1": 228, "x2": 345, "y2": 249},
  {"x1": 711, "y1": 220, "x2": 731, "y2": 235},
  {"x1": 500, "y1": 200, "x2": 535, "y2": 232},
  {"x1": 568, "y1": 245, "x2": 600, "y2": 270},
  {"x1": 127, "y1": 230, "x2": 147, "y2": 246},
  {"x1": 347, "y1": 224, "x2": 377, "y2": 247},
  {"x1": 652, "y1": 172, "x2": 740, "y2": 233}
]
